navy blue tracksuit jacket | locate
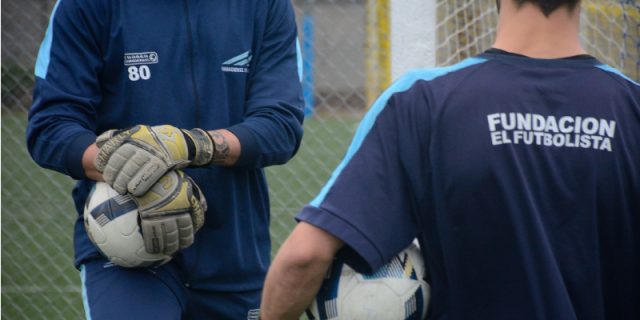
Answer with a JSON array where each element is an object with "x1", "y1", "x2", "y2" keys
[{"x1": 27, "y1": 0, "x2": 304, "y2": 292}]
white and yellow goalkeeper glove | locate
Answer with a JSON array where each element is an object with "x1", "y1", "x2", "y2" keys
[
  {"x1": 95, "y1": 125, "x2": 214, "y2": 196},
  {"x1": 134, "y1": 170, "x2": 206, "y2": 255}
]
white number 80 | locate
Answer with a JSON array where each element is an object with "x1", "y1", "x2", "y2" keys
[{"x1": 128, "y1": 65, "x2": 151, "y2": 81}]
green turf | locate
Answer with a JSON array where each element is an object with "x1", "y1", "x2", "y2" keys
[
  {"x1": 1, "y1": 111, "x2": 360, "y2": 319},
  {"x1": 267, "y1": 115, "x2": 360, "y2": 251}
]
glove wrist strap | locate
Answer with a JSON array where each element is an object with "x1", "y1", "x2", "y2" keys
[{"x1": 184, "y1": 128, "x2": 215, "y2": 166}]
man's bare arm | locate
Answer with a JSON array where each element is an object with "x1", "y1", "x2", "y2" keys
[
  {"x1": 260, "y1": 222, "x2": 344, "y2": 320},
  {"x1": 206, "y1": 129, "x2": 240, "y2": 166}
]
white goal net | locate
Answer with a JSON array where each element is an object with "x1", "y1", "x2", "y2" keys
[{"x1": 388, "y1": 0, "x2": 637, "y2": 81}]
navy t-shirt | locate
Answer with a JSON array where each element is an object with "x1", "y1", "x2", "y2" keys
[{"x1": 297, "y1": 50, "x2": 640, "y2": 320}]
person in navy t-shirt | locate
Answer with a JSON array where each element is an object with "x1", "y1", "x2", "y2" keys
[{"x1": 260, "y1": 0, "x2": 639, "y2": 319}]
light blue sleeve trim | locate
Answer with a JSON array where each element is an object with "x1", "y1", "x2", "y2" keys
[
  {"x1": 80, "y1": 264, "x2": 93, "y2": 320},
  {"x1": 596, "y1": 64, "x2": 640, "y2": 87},
  {"x1": 34, "y1": 0, "x2": 62, "y2": 79},
  {"x1": 296, "y1": 38, "x2": 303, "y2": 82},
  {"x1": 309, "y1": 57, "x2": 488, "y2": 207}
]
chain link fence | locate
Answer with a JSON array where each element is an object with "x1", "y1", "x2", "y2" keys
[
  {"x1": 2, "y1": 0, "x2": 638, "y2": 318},
  {"x1": 2, "y1": 0, "x2": 82, "y2": 318}
]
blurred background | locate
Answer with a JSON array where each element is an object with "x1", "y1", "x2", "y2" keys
[{"x1": 2, "y1": 0, "x2": 638, "y2": 318}]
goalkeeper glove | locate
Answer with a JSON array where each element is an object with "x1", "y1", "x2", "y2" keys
[
  {"x1": 95, "y1": 124, "x2": 215, "y2": 196},
  {"x1": 134, "y1": 170, "x2": 206, "y2": 255}
]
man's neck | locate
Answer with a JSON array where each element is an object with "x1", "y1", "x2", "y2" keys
[{"x1": 492, "y1": 1, "x2": 585, "y2": 59}]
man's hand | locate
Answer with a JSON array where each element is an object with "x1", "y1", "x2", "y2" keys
[
  {"x1": 133, "y1": 170, "x2": 206, "y2": 256},
  {"x1": 95, "y1": 125, "x2": 214, "y2": 196}
]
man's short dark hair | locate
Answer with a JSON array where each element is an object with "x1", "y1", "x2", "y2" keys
[{"x1": 497, "y1": 0, "x2": 581, "y2": 17}]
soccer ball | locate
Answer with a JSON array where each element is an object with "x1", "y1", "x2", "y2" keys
[
  {"x1": 83, "y1": 182, "x2": 172, "y2": 268},
  {"x1": 307, "y1": 243, "x2": 430, "y2": 320}
]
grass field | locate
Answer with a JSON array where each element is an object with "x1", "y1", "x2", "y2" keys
[{"x1": 1, "y1": 110, "x2": 361, "y2": 319}]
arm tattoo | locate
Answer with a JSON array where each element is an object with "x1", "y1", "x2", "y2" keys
[{"x1": 210, "y1": 131, "x2": 230, "y2": 165}]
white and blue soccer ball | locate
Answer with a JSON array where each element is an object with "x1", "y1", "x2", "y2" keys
[
  {"x1": 83, "y1": 182, "x2": 171, "y2": 268},
  {"x1": 307, "y1": 243, "x2": 430, "y2": 320}
]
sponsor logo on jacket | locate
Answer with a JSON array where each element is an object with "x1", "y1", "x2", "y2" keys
[
  {"x1": 222, "y1": 50, "x2": 251, "y2": 73},
  {"x1": 124, "y1": 52, "x2": 159, "y2": 66}
]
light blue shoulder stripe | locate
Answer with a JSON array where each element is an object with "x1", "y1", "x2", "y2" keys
[
  {"x1": 596, "y1": 64, "x2": 639, "y2": 86},
  {"x1": 80, "y1": 265, "x2": 93, "y2": 320},
  {"x1": 296, "y1": 39, "x2": 303, "y2": 82},
  {"x1": 34, "y1": 0, "x2": 62, "y2": 79},
  {"x1": 309, "y1": 57, "x2": 488, "y2": 207}
]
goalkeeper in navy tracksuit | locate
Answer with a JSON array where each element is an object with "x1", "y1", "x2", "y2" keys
[
  {"x1": 26, "y1": 0, "x2": 304, "y2": 318},
  {"x1": 261, "y1": 0, "x2": 640, "y2": 319}
]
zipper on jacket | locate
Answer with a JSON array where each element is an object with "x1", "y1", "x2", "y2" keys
[
  {"x1": 182, "y1": 0, "x2": 203, "y2": 284},
  {"x1": 183, "y1": 0, "x2": 201, "y2": 126}
]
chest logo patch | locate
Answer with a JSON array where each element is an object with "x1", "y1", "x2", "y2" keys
[
  {"x1": 124, "y1": 52, "x2": 159, "y2": 66},
  {"x1": 123, "y1": 52, "x2": 158, "y2": 81},
  {"x1": 221, "y1": 50, "x2": 252, "y2": 73}
]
